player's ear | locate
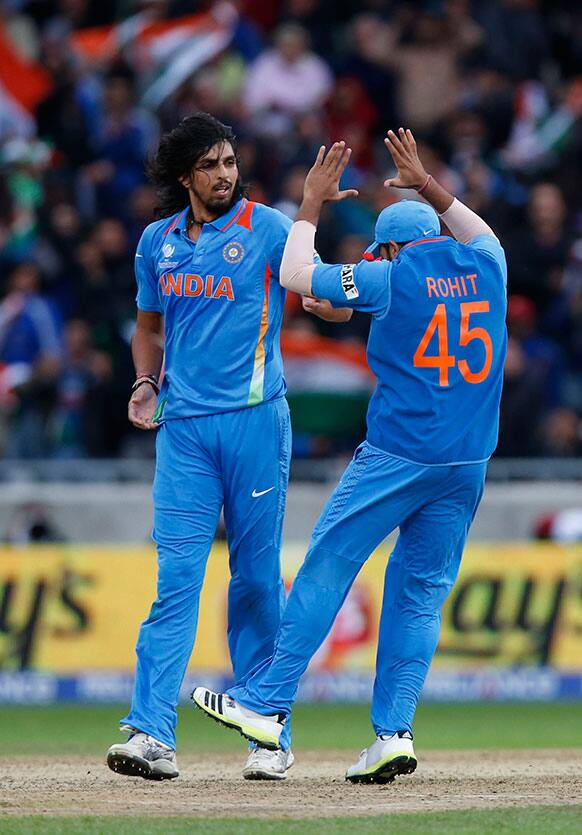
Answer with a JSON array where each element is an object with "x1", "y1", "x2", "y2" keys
[
  {"x1": 179, "y1": 173, "x2": 192, "y2": 189},
  {"x1": 387, "y1": 241, "x2": 400, "y2": 261}
]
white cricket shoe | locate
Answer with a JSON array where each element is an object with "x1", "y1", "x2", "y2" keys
[
  {"x1": 243, "y1": 747, "x2": 295, "y2": 781},
  {"x1": 107, "y1": 727, "x2": 179, "y2": 781},
  {"x1": 191, "y1": 687, "x2": 285, "y2": 750},
  {"x1": 345, "y1": 731, "x2": 417, "y2": 784}
]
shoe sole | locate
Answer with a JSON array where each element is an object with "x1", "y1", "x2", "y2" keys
[
  {"x1": 191, "y1": 692, "x2": 280, "y2": 750},
  {"x1": 242, "y1": 768, "x2": 288, "y2": 781},
  {"x1": 346, "y1": 754, "x2": 417, "y2": 785},
  {"x1": 107, "y1": 751, "x2": 178, "y2": 781}
]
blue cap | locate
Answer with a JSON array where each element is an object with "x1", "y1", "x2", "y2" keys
[{"x1": 365, "y1": 200, "x2": 440, "y2": 256}]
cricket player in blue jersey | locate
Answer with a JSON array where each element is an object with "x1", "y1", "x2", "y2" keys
[
  {"x1": 106, "y1": 113, "x2": 349, "y2": 782},
  {"x1": 193, "y1": 129, "x2": 508, "y2": 783}
]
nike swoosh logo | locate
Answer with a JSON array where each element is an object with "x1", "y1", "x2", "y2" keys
[
  {"x1": 135, "y1": 253, "x2": 143, "y2": 258},
  {"x1": 422, "y1": 229, "x2": 432, "y2": 236},
  {"x1": 252, "y1": 487, "x2": 275, "y2": 498}
]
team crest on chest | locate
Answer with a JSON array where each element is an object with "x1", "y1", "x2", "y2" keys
[
  {"x1": 162, "y1": 243, "x2": 175, "y2": 259},
  {"x1": 223, "y1": 241, "x2": 245, "y2": 264}
]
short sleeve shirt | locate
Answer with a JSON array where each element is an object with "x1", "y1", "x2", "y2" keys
[
  {"x1": 312, "y1": 236, "x2": 507, "y2": 465},
  {"x1": 136, "y1": 198, "x2": 292, "y2": 419}
]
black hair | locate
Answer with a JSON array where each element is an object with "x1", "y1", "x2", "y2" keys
[{"x1": 146, "y1": 113, "x2": 245, "y2": 219}]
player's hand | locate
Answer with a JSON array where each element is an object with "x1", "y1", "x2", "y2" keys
[
  {"x1": 384, "y1": 128, "x2": 429, "y2": 190},
  {"x1": 128, "y1": 383, "x2": 159, "y2": 430},
  {"x1": 303, "y1": 142, "x2": 359, "y2": 205},
  {"x1": 302, "y1": 296, "x2": 353, "y2": 322}
]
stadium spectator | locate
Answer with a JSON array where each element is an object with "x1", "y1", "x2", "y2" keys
[
  {"x1": 384, "y1": 8, "x2": 474, "y2": 131},
  {"x1": 47, "y1": 318, "x2": 114, "y2": 457},
  {"x1": 506, "y1": 294, "x2": 565, "y2": 409},
  {"x1": 243, "y1": 23, "x2": 333, "y2": 137},
  {"x1": 340, "y1": 14, "x2": 398, "y2": 130},
  {"x1": 476, "y1": 0, "x2": 550, "y2": 82},
  {"x1": 507, "y1": 183, "x2": 572, "y2": 313},
  {"x1": 80, "y1": 68, "x2": 158, "y2": 221},
  {"x1": 0, "y1": 261, "x2": 61, "y2": 373},
  {"x1": 0, "y1": 261, "x2": 62, "y2": 457},
  {"x1": 0, "y1": 138, "x2": 50, "y2": 261},
  {"x1": 496, "y1": 335, "x2": 545, "y2": 457}
]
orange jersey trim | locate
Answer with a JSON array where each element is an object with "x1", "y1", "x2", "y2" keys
[
  {"x1": 236, "y1": 200, "x2": 255, "y2": 231},
  {"x1": 220, "y1": 198, "x2": 247, "y2": 232},
  {"x1": 163, "y1": 209, "x2": 187, "y2": 237},
  {"x1": 402, "y1": 237, "x2": 449, "y2": 251},
  {"x1": 247, "y1": 261, "x2": 271, "y2": 404}
]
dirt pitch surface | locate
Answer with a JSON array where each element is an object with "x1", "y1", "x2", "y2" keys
[{"x1": 1, "y1": 749, "x2": 581, "y2": 819}]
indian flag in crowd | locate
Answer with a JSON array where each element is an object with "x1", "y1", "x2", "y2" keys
[
  {"x1": 282, "y1": 331, "x2": 373, "y2": 395},
  {"x1": 71, "y1": 3, "x2": 237, "y2": 109},
  {"x1": 0, "y1": 22, "x2": 51, "y2": 138},
  {"x1": 0, "y1": 2, "x2": 237, "y2": 139},
  {"x1": 281, "y1": 331, "x2": 374, "y2": 440}
]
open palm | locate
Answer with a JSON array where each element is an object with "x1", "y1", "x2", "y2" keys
[
  {"x1": 384, "y1": 128, "x2": 429, "y2": 190},
  {"x1": 303, "y1": 142, "x2": 359, "y2": 204}
]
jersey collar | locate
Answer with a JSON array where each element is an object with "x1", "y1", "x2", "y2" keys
[
  {"x1": 401, "y1": 236, "x2": 449, "y2": 252},
  {"x1": 206, "y1": 197, "x2": 246, "y2": 231},
  {"x1": 172, "y1": 198, "x2": 246, "y2": 235}
]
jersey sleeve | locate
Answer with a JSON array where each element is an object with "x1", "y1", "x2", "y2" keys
[
  {"x1": 469, "y1": 235, "x2": 508, "y2": 286},
  {"x1": 135, "y1": 226, "x2": 162, "y2": 313},
  {"x1": 311, "y1": 259, "x2": 392, "y2": 316}
]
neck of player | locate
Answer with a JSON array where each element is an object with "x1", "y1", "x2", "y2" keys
[{"x1": 187, "y1": 195, "x2": 219, "y2": 242}]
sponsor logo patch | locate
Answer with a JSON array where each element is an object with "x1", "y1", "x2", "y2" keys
[
  {"x1": 223, "y1": 241, "x2": 245, "y2": 264},
  {"x1": 340, "y1": 264, "x2": 359, "y2": 300}
]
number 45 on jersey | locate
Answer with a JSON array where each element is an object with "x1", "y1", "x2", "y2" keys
[{"x1": 414, "y1": 302, "x2": 493, "y2": 386}]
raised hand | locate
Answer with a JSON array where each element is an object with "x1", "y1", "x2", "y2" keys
[
  {"x1": 303, "y1": 142, "x2": 359, "y2": 206},
  {"x1": 384, "y1": 128, "x2": 429, "y2": 190}
]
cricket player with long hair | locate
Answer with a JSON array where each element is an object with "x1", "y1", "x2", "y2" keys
[
  {"x1": 193, "y1": 128, "x2": 508, "y2": 783},
  {"x1": 106, "y1": 112, "x2": 349, "y2": 782}
]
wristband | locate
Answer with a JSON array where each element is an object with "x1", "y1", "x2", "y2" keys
[
  {"x1": 132, "y1": 375, "x2": 160, "y2": 395},
  {"x1": 417, "y1": 174, "x2": 432, "y2": 195}
]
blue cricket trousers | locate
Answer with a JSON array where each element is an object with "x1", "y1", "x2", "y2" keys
[
  {"x1": 229, "y1": 441, "x2": 486, "y2": 744},
  {"x1": 121, "y1": 397, "x2": 291, "y2": 749}
]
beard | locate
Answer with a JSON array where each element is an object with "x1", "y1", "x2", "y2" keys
[{"x1": 195, "y1": 183, "x2": 238, "y2": 216}]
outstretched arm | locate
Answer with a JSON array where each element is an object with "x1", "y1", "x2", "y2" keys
[{"x1": 384, "y1": 128, "x2": 497, "y2": 243}]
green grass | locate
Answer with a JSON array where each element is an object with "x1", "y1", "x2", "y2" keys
[
  {"x1": 1, "y1": 807, "x2": 582, "y2": 834},
  {"x1": 1, "y1": 702, "x2": 580, "y2": 756}
]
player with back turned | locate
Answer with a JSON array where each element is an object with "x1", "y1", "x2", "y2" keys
[
  {"x1": 193, "y1": 129, "x2": 508, "y2": 784},
  {"x1": 105, "y1": 113, "x2": 349, "y2": 782}
]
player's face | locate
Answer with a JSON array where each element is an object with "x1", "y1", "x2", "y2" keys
[{"x1": 187, "y1": 141, "x2": 238, "y2": 214}]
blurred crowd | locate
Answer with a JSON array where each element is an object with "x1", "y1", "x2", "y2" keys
[{"x1": 0, "y1": 0, "x2": 581, "y2": 460}]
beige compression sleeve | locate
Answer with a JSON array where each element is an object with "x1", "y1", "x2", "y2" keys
[
  {"x1": 439, "y1": 198, "x2": 496, "y2": 243},
  {"x1": 280, "y1": 220, "x2": 316, "y2": 295}
]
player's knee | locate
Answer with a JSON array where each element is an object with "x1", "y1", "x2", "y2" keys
[
  {"x1": 401, "y1": 573, "x2": 453, "y2": 609},
  {"x1": 300, "y1": 546, "x2": 360, "y2": 591},
  {"x1": 156, "y1": 557, "x2": 205, "y2": 600}
]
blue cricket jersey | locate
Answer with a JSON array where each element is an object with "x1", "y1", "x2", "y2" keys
[
  {"x1": 135, "y1": 198, "x2": 292, "y2": 420},
  {"x1": 312, "y1": 235, "x2": 508, "y2": 465}
]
